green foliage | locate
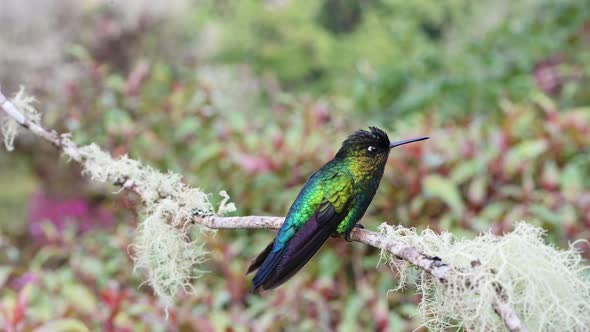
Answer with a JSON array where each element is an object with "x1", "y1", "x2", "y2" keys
[
  {"x1": 371, "y1": 96, "x2": 590, "y2": 245},
  {"x1": 5, "y1": 61, "x2": 588, "y2": 328},
  {"x1": 1, "y1": 0, "x2": 590, "y2": 330},
  {"x1": 198, "y1": 0, "x2": 590, "y2": 119},
  {"x1": 354, "y1": 0, "x2": 590, "y2": 119},
  {"x1": 201, "y1": 0, "x2": 405, "y2": 92}
]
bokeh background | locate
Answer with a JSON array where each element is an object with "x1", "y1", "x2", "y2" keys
[{"x1": 1, "y1": 0, "x2": 589, "y2": 331}]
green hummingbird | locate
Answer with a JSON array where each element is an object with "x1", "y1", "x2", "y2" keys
[{"x1": 247, "y1": 127, "x2": 428, "y2": 291}]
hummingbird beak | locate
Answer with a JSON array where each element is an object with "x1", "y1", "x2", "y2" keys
[{"x1": 389, "y1": 136, "x2": 429, "y2": 149}]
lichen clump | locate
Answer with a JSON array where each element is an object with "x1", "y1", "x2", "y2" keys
[
  {"x1": 0, "y1": 86, "x2": 40, "y2": 151},
  {"x1": 0, "y1": 86, "x2": 236, "y2": 304},
  {"x1": 78, "y1": 144, "x2": 235, "y2": 302},
  {"x1": 379, "y1": 223, "x2": 590, "y2": 331}
]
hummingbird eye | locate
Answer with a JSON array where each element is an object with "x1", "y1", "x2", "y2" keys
[{"x1": 367, "y1": 146, "x2": 377, "y2": 152}]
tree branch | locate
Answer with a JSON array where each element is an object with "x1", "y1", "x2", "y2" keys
[
  {"x1": 198, "y1": 215, "x2": 528, "y2": 332},
  {"x1": 0, "y1": 88, "x2": 528, "y2": 332}
]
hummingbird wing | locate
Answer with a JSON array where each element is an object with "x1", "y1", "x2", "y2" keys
[{"x1": 249, "y1": 170, "x2": 354, "y2": 291}]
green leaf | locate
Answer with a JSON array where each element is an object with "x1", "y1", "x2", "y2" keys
[
  {"x1": 33, "y1": 319, "x2": 90, "y2": 332},
  {"x1": 423, "y1": 175, "x2": 464, "y2": 217},
  {"x1": 560, "y1": 163, "x2": 583, "y2": 200},
  {"x1": 450, "y1": 159, "x2": 483, "y2": 184},
  {"x1": 61, "y1": 284, "x2": 97, "y2": 314},
  {"x1": 504, "y1": 140, "x2": 547, "y2": 173},
  {"x1": 174, "y1": 118, "x2": 200, "y2": 141},
  {"x1": 104, "y1": 108, "x2": 133, "y2": 135},
  {"x1": 467, "y1": 176, "x2": 487, "y2": 205},
  {"x1": 318, "y1": 250, "x2": 340, "y2": 279},
  {"x1": 339, "y1": 295, "x2": 362, "y2": 331},
  {"x1": 389, "y1": 312, "x2": 404, "y2": 331},
  {"x1": 479, "y1": 202, "x2": 508, "y2": 220},
  {"x1": 105, "y1": 74, "x2": 126, "y2": 91},
  {"x1": 0, "y1": 266, "x2": 12, "y2": 288},
  {"x1": 529, "y1": 205, "x2": 561, "y2": 226},
  {"x1": 65, "y1": 44, "x2": 92, "y2": 62}
]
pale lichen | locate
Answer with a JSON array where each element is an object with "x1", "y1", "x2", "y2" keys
[
  {"x1": 379, "y1": 222, "x2": 590, "y2": 331},
  {"x1": 77, "y1": 143, "x2": 234, "y2": 302},
  {"x1": 0, "y1": 86, "x2": 40, "y2": 151},
  {"x1": 0, "y1": 87, "x2": 235, "y2": 303},
  {"x1": 217, "y1": 190, "x2": 237, "y2": 215},
  {"x1": 133, "y1": 200, "x2": 208, "y2": 303}
]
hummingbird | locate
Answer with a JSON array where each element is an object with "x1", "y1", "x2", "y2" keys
[{"x1": 247, "y1": 127, "x2": 428, "y2": 291}]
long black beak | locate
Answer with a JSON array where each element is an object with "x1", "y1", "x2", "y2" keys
[{"x1": 389, "y1": 136, "x2": 429, "y2": 149}]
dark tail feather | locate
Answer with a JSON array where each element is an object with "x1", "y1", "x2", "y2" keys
[
  {"x1": 251, "y1": 246, "x2": 286, "y2": 291},
  {"x1": 251, "y1": 206, "x2": 341, "y2": 291},
  {"x1": 247, "y1": 241, "x2": 274, "y2": 274},
  {"x1": 261, "y1": 215, "x2": 339, "y2": 290}
]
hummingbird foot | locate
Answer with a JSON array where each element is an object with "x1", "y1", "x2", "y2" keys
[{"x1": 344, "y1": 223, "x2": 364, "y2": 242}]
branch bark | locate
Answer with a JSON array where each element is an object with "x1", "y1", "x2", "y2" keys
[{"x1": 0, "y1": 88, "x2": 528, "y2": 332}]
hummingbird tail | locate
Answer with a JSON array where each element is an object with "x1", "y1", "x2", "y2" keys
[
  {"x1": 251, "y1": 246, "x2": 286, "y2": 291},
  {"x1": 247, "y1": 241, "x2": 274, "y2": 274},
  {"x1": 251, "y1": 205, "x2": 342, "y2": 291}
]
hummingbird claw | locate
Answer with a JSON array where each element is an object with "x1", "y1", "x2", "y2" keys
[{"x1": 344, "y1": 223, "x2": 364, "y2": 242}]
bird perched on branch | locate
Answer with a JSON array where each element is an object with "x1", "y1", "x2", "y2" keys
[{"x1": 247, "y1": 127, "x2": 428, "y2": 291}]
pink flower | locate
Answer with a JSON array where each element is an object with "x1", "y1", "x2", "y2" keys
[{"x1": 28, "y1": 191, "x2": 115, "y2": 243}]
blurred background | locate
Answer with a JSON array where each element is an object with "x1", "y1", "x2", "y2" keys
[{"x1": 1, "y1": 0, "x2": 589, "y2": 331}]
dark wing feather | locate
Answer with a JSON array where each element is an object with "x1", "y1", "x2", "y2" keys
[
  {"x1": 247, "y1": 241, "x2": 274, "y2": 275},
  {"x1": 251, "y1": 246, "x2": 287, "y2": 290},
  {"x1": 260, "y1": 203, "x2": 345, "y2": 290}
]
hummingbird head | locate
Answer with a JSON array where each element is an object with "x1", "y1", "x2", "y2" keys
[{"x1": 336, "y1": 126, "x2": 429, "y2": 169}]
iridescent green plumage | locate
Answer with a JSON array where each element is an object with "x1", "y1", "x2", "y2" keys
[{"x1": 248, "y1": 127, "x2": 428, "y2": 291}]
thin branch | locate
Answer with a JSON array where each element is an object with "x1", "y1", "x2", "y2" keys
[
  {"x1": 0, "y1": 88, "x2": 528, "y2": 332},
  {"x1": 0, "y1": 91, "x2": 82, "y2": 161}
]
